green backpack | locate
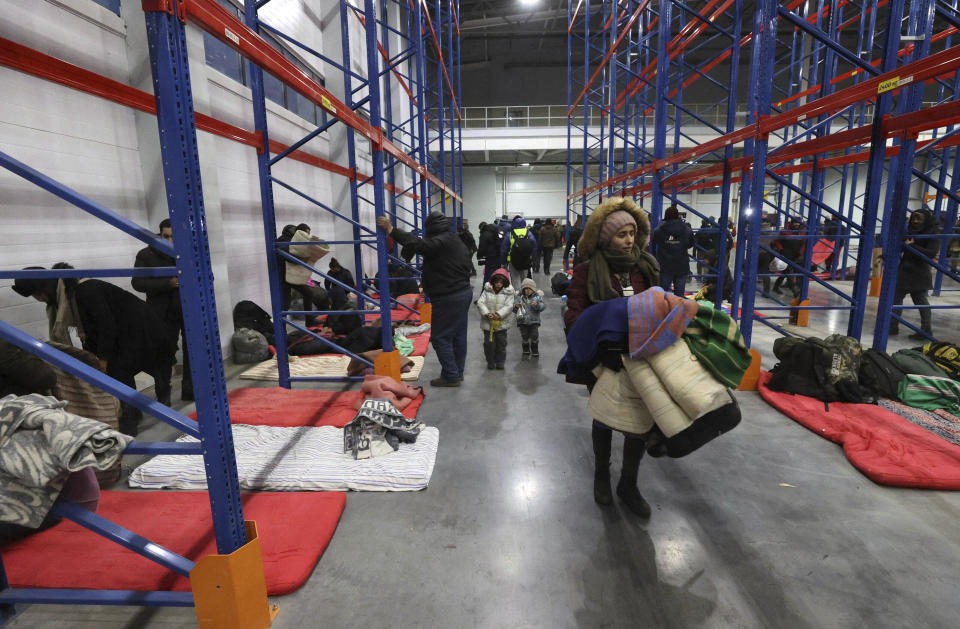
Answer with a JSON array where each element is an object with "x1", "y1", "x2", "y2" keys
[{"x1": 891, "y1": 348, "x2": 948, "y2": 378}]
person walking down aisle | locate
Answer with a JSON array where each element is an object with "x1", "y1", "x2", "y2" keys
[
  {"x1": 652, "y1": 205, "x2": 694, "y2": 296},
  {"x1": 891, "y1": 208, "x2": 941, "y2": 340},
  {"x1": 476, "y1": 269, "x2": 515, "y2": 370},
  {"x1": 459, "y1": 219, "x2": 478, "y2": 277},
  {"x1": 515, "y1": 277, "x2": 546, "y2": 358},
  {"x1": 13, "y1": 264, "x2": 175, "y2": 436},
  {"x1": 132, "y1": 219, "x2": 193, "y2": 402},
  {"x1": 377, "y1": 212, "x2": 473, "y2": 387},
  {"x1": 538, "y1": 219, "x2": 559, "y2": 275},
  {"x1": 477, "y1": 221, "x2": 503, "y2": 283},
  {"x1": 563, "y1": 198, "x2": 660, "y2": 517},
  {"x1": 501, "y1": 216, "x2": 538, "y2": 289}
]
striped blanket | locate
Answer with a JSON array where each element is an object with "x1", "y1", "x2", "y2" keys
[
  {"x1": 626, "y1": 287, "x2": 699, "y2": 359},
  {"x1": 129, "y1": 424, "x2": 439, "y2": 492},
  {"x1": 878, "y1": 398, "x2": 960, "y2": 447},
  {"x1": 682, "y1": 302, "x2": 752, "y2": 388}
]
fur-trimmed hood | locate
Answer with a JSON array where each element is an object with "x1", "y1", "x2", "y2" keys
[{"x1": 578, "y1": 197, "x2": 651, "y2": 258}]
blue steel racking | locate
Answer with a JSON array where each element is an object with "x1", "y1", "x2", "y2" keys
[
  {"x1": 568, "y1": 0, "x2": 960, "y2": 348},
  {"x1": 1, "y1": 0, "x2": 246, "y2": 619},
  {"x1": 236, "y1": 0, "x2": 461, "y2": 387},
  {"x1": 1, "y1": 0, "x2": 461, "y2": 622},
  {"x1": 566, "y1": 0, "x2": 744, "y2": 304}
]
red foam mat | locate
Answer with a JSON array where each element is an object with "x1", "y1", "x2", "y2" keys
[
  {"x1": 192, "y1": 387, "x2": 425, "y2": 428},
  {"x1": 758, "y1": 371, "x2": 960, "y2": 489},
  {"x1": 1, "y1": 490, "x2": 345, "y2": 595}
]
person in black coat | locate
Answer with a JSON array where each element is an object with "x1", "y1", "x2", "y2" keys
[
  {"x1": 652, "y1": 205, "x2": 694, "y2": 296},
  {"x1": 891, "y1": 208, "x2": 941, "y2": 339},
  {"x1": 13, "y1": 265, "x2": 174, "y2": 436},
  {"x1": 377, "y1": 211, "x2": 473, "y2": 387},
  {"x1": 458, "y1": 219, "x2": 478, "y2": 277},
  {"x1": 476, "y1": 222, "x2": 502, "y2": 282},
  {"x1": 132, "y1": 219, "x2": 192, "y2": 402},
  {"x1": 772, "y1": 218, "x2": 806, "y2": 297}
]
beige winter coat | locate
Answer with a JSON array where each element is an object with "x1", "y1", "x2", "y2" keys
[
  {"x1": 286, "y1": 229, "x2": 331, "y2": 285},
  {"x1": 587, "y1": 338, "x2": 730, "y2": 435}
]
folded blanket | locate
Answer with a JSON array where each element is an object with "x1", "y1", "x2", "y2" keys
[{"x1": 1, "y1": 394, "x2": 131, "y2": 527}]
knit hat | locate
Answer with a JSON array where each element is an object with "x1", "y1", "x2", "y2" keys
[
  {"x1": 664, "y1": 205, "x2": 680, "y2": 220},
  {"x1": 520, "y1": 278, "x2": 537, "y2": 293},
  {"x1": 489, "y1": 268, "x2": 511, "y2": 286},
  {"x1": 598, "y1": 210, "x2": 637, "y2": 247}
]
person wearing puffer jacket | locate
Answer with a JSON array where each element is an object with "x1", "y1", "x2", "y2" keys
[
  {"x1": 514, "y1": 277, "x2": 546, "y2": 358},
  {"x1": 476, "y1": 268, "x2": 515, "y2": 370}
]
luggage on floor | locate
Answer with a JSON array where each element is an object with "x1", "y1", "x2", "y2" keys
[
  {"x1": 892, "y1": 348, "x2": 949, "y2": 378},
  {"x1": 768, "y1": 335, "x2": 871, "y2": 404},
  {"x1": 922, "y1": 341, "x2": 960, "y2": 380},
  {"x1": 859, "y1": 348, "x2": 906, "y2": 400},
  {"x1": 233, "y1": 328, "x2": 271, "y2": 363},
  {"x1": 233, "y1": 300, "x2": 275, "y2": 345}
]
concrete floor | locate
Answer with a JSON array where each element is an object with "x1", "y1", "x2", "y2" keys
[{"x1": 6, "y1": 273, "x2": 960, "y2": 628}]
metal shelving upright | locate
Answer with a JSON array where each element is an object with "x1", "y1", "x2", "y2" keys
[
  {"x1": 231, "y1": 0, "x2": 461, "y2": 386},
  {"x1": 567, "y1": 0, "x2": 960, "y2": 348},
  {"x1": 1, "y1": 0, "x2": 251, "y2": 621}
]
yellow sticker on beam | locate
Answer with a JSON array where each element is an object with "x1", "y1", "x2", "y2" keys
[
  {"x1": 321, "y1": 95, "x2": 336, "y2": 114},
  {"x1": 878, "y1": 77, "x2": 900, "y2": 94}
]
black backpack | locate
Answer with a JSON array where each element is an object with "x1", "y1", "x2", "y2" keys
[
  {"x1": 510, "y1": 231, "x2": 535, "y2": 270},
  {"x1": 768, "y1": 336, "x2": 872, "y2": 406},
  {"x1": 859, "y1": 348, "x2": 906, "y2": 399},
  {"x1": 233, "y1": 300, "x2": 275, "y2": 346}
]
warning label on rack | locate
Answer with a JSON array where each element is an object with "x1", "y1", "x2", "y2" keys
[
  {"x1": 877, "y1": 77, "x2": 900, "y2": 94},
  {"x1": 321, "y1": 95, "x2": 336, "y2": 114}
]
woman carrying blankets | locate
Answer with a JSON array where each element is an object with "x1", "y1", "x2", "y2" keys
[{"x1": 562, "y1": 197, "x2": 660, "y2": 517}]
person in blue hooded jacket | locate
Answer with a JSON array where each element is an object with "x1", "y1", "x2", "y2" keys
[
  {"x1": 652, "y1": 205, "x2": 694, "y2": 296},
  {"x1": 500, "y1": 215, "x2": 538, "y2": 290}
]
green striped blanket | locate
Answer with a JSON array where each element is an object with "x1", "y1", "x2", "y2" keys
[
  {"x1": 683, "y1": 303, "x2": 751, "y2": 388},
  {"x1": 899, "y1": 374, "x2": 960, "y2": 413}
]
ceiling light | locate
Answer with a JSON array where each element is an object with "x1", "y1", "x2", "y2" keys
[
  {"x1": 520, "y1": 0, "x2": 539, "y2": 5},
  {"x1": 520, "y1": 162, "x2": 531, "y2": 167}
]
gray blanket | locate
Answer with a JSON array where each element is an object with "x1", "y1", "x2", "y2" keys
[
  {"x1": 0, "y1": 394, "x2": 131, "y2": 527},
  {"x1": 344, "y1": 398, "x2": 425, "y2": 459}
]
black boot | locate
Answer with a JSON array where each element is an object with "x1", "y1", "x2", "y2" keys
[
  {"x1": 530, "y1": 342, "x2": 539, "y2": 358},
  {"x1": 617, "y1": 436, "x2": 651, "y2": 517},
  {"x1": 522, "y1": 342, "x2": 531, "y2": 357},
  {"x1": 118, "y1": 404, "x2": 142, "y2": 437},
  {"x1": 592, "y1": 421, "x2": 613, "y2": 506}
]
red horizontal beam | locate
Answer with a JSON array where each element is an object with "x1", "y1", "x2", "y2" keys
[
  {"x1": 184, "y1": 0, "x2": 457, "y2": 200},
  {"x1": 0, "y1": 36, "x2": 418, "y2": 201},
  {"x1": 572, "y1": 40, "x2": 960, "y2": 200}
]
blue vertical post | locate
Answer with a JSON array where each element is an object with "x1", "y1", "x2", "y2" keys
[
  {"x1": 338, "y1": 0, "x2": 368, "y2": 313},
  {"x1": 716, "y1": 0, "x2": 743, "y2": 310},
  {"x1": 873, "y1": 0, "x2": 935, "y2": 346},
  {"x1": 855, "y1": 0, "x2": 907, "y2": 344},
  {"x1": 412, "y1": 0, "x2": 431, "y2": 233},
  {"x1": 365, "y1": 0, "x2": 395, "y2": 348},
  {"x1": 143, "y1": 4, "x2": 246, "y2": 553},
  {"x1": 649, "y1": 0, "x2": 672, "y2": 228},
  {"x1": 244, "y1": 0, "x2": 292, "y2": 389},
  {"x1": 739, "y1": 0, "x2": 778, "y2": 347}
]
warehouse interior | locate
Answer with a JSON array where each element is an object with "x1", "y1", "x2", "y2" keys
[{"x1": 2, "y1": 1, "x2": 960, "y2": 628}]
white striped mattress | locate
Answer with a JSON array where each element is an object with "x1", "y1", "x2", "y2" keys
[{"x1": 129, "y1": 424, "x2": 439, "y2": 492}]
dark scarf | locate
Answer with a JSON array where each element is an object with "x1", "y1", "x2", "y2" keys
[{"x1": 587, "y1": 244, "x2": 657, "y2": 303}]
